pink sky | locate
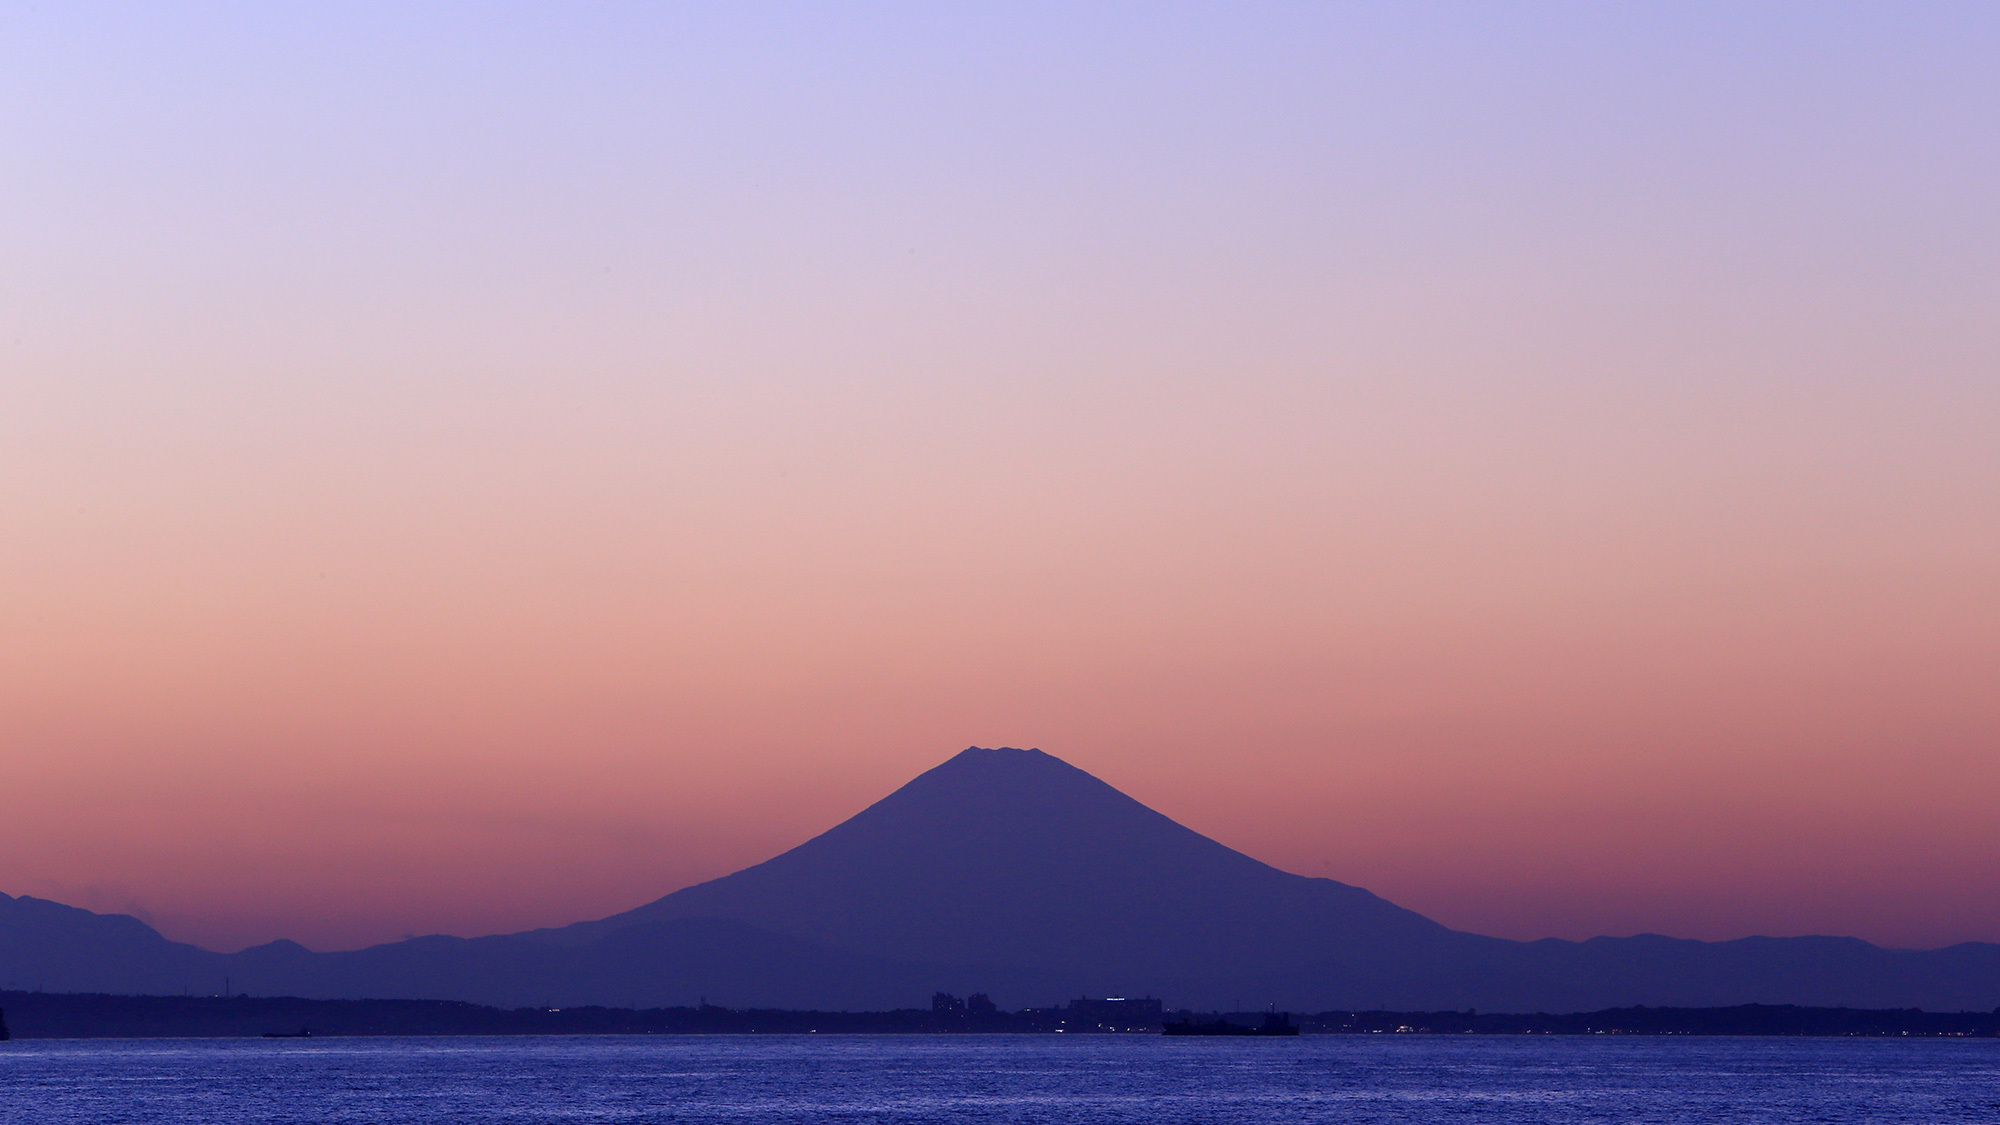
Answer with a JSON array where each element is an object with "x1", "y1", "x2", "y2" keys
[{"x1": 4, "y1": 3, "x2": 1997, "y2": 953}]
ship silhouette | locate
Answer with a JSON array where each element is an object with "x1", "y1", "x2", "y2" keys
[{"x1": 1162, "y1": 1010, "x2": 1299, "y2": 1036}]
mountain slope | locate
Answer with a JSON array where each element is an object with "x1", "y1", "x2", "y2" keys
[
  {"x1": 0, "y1": 893, "x2": 226, "y2": 995},
  {"x1": 547, "y1": 747, "x2": 1448, "y2": 981},
  {"x1": 7, "y1": 747, "x2": 2000, "y2": 1011}
]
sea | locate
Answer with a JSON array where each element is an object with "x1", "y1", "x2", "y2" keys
[{"x1": 2, "y1": 1034, "x2": 1996, "y2": 1123}]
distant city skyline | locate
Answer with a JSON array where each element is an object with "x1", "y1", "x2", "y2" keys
[{"x1": 4, "y1": 2, "x2": 1997, "y2": 954}]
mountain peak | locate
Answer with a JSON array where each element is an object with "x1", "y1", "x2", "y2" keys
[
  {"x1": 923, "y1": 745, "x2": 1078, "y2": 785},
  {"x1": 586, "y1": 746, "x2": 1440, "y2": 979},
  {"x1": 877, "y1": 745, "x2": 1125, "y2": 817},
  {"x1": 951, "y1": 745, "x2": 1043, "y2": 759}
]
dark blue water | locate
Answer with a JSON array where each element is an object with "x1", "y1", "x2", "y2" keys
[{"x1": 2, "y1": 1035, "x2": 1996, "y2": 1123}]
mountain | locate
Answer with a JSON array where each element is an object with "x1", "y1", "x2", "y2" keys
[
  {"x1": 7, "y1": 747, "x2": 2000, "y2": 1011},
  {"x1": 0, "y1": 893, "x2": 219, "y2": 995},
  {"x1": 541, "y1": 747, "x2": 1449, "y2": 977}
]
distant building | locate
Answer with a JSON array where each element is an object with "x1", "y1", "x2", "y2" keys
[
  {"x1": 932, "y1": 992, "x2": 967, "y2": 1014},
  {"x1": 966, "y1": 993, "x2": 997, "y2": 1013}
]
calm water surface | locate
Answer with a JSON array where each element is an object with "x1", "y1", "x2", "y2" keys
[{"x1": 3, "y1": 1035, "x2": 1996, "y2": 1123}]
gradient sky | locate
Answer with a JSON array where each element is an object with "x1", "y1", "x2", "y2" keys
[{"x1": 4, "y1": 2, "x2": 1998, "y2": 954}]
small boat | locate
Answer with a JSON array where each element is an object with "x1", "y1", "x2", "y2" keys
[
  {"x1": 1162, "y1": 1011, "x2": 1300, "y2": 1037},
  {"x1": 261, "y1": 1028, "x2": 313, "y2": 1039}
]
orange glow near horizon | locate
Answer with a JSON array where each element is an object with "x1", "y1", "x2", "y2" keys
[{"x1": 4, "y1": 4, "x2": 1998, "y2": 953}]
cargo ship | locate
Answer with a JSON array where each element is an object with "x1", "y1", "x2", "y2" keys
[{"x1": 1162, "y1": 1011, "x2": 1299, "y2": 1036}]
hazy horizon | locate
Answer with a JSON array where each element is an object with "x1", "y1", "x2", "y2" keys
[{"x1": 5, "y1": 3, "x2": 1997, "y2": 954}]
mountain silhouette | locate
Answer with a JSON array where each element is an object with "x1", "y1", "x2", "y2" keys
[
  {"x1": 6, "y1": 747, "x2": 2000, "y2": 1011},
  {"x1": 540, "y1": 747, "x2": 1447, "y2": 977}
]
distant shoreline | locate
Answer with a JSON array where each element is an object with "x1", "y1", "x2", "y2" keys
[{"x1": 3, "y1": 992, "x2": 1997, "y2": 1039}]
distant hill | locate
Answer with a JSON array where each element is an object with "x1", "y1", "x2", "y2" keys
[{"x1": 7, "y1": 747, "x2": 2000, "y2": 1011}]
